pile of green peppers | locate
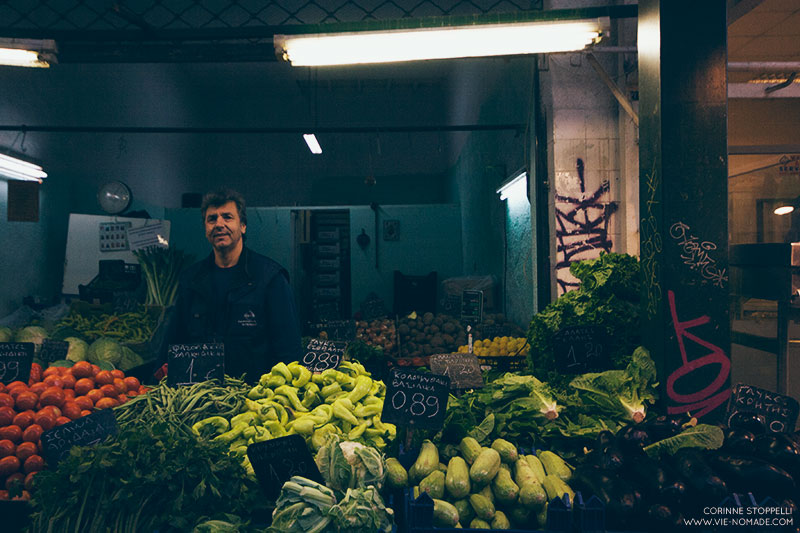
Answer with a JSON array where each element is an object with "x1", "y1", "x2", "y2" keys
[{"x1": 191, "y1": 360, "x2": 397, "y2": 477}]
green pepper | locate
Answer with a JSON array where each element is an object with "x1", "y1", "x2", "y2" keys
[
  {"x1": 364, "y1": 427, "x2": 386, "y2": 438},
  {"x1": 301, "y1": 390, "x2": 320, "y2": 409},
  {"x1": 228, "y1": 437, "x2": 248, "y2": 450},
  {"x1": 247, "y1": 384, "x2": 273, "y2": 400},
  {"x1": 346, "y1": 375, "x2": 373, "y2": 404},
  {"x1": 324, "y1": 390, "x2": 348, "y2": 404},
  {"x1": 288, "y1": 361, "x2": 304, "y2": 378},
  {"x1": 266, "y1": 374, "x2": 286, "y2": 388},
  {"x1": 291, "y1": 365, "x2": 312, "y2": 388},
  {"x1": 290, "y1": 417, "x2": 316, "y2": 436},
  {"x1": 264, "y1": 401, "x2": 289, "y2": 426},
  {"x1": 275, "y1": 385, "x2": 309, "y2": 413},
  {"x1": 367, "y1": 436, "x2": 387, "y2": 449},
  {"x1": 272, "y1": 394, "x2": 293, "y2": 409},
  {"x1": 368, "y1": 380, "x2": 382, "y2": 397},
  {"x1": 363, "y1": 396, "x2": 383, "y2": 406},
  {"x1": 230, "y1": 444, "x2": 249, "y2": 457},
  {"x1": 253, "y1": 425, "x2": 272, "y2": 442},
  {"x1": 303, "y1": 382, "x2": 320, "y2": 394},
  {"x1": 320, "y1": 382, "x2": 342, "y2": 398},
  {"x1": 191, "y1": 416, "x2": 229, "y2": 438},
  {"x1": 332, "y1": 398, "x2": 358, "y2": 425},
  {"x1": 310, "y1": 404, "x2": 333, "y2": 424},
  {"x1": 311, "y1": 424, "x2": 338, "y2": 450},
  {"x1": 271, "y1": 362, "x2": 294, "y2": 383},
  {"x1": 242, "y1": 426, "x2": 257, "y2": 440},
  {"x1": 311, "y1": 373, "x2": 326, "y2": 385},
  {"x1": 353, "y1": 403, "x2": 382, "y2": 418},
  {"x1": 213, "y1": 424, "x2": 245, "y2": 444},
  {"x1": 231, "y1": 411, "x2": 258, "y2": 427},
  {"x1": 348, "y1": 422, "x2": 368, "y2": 440},
  {"x1": 264, "y1": 420, "x2": 287, "y2": 438}
]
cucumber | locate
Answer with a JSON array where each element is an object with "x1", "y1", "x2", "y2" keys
[
  {"x1": 509, "y1": 506, "x2": 532, "y2": 528},
  {"x1": 385, "y1": 457, "x2": 409, "y2": 489},
  {"x1": 410, "y1": 439, "x2": 440, "y2": 482},
  {"x1": 514, "y1": 458, "x2": 538, "y2": 488},
  {"x1": 459, "y1": 436, "x2": 483, "y2": 464},
  {"x1": 470, "y1": 518, "x2": 491, "y2": 529},
  {"x1": 432, "y1": 499, "x2": 460, "y2": 527},
  {"x1": 491, "y1": 438, "x2": 519, "y2": 463},
  {"x1": 445, "y1": 456, "x2": 471, "y2": 499},
  {"x1": 491, "y1": 510, "x2": 511, "y2": 530},
  {"x1": 491, "y1": 468, "x2": 520, "y2": 505},
  {"x1": 419, "y1": 470, "x2": 446, "y2": 499},
  {"x1": 539, "y1": 450, "x2": 572, "y2": 482},
  {"x1": 519, "y1": 481, "x2": 547, "y2": 511},
  {"x1": 479, "y1": 484, "x2": 495, "y2": 505},
  {"x1": 542, "y1": 474, "x2": 575, "y2": 504},
  {"x1": 525, "y1": 454, "x2": 546, "y2": 483},
  {"x1": 469, "y1": 493, "x2": 496, "y2": 521},
  {"x1": 470, "y1": 448, "x2": 501, "y2": 486},
  {"x1": 453, "y1": 498, "x2": 474, "y2": 524}
]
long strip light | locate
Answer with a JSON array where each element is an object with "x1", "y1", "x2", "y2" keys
[
  {"x1": 0, "y1": 39, "x2": 57, "y2": 68},
  {"x1": 497, "y1": 170, "x2": 527, "y2": 201},
  {"x1": 303, "y1": 134, "x2": 323, "y2": 154},
  {"x1": 275, "y1": 18, "x2": 608, "y2": 66},
  {"x1": 0, "y1": 153, "x2": 48, "y2": 182}
]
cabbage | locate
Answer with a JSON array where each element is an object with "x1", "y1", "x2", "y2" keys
[
  {"x1": 118, "y1": 346, "x2": 145, "y2": 371},
  {"x1": 0, "y1": 327, "x2": 12, "y2": 342},
  {"x1": 328, "y1": 486, "x2": 393, "y2": 533},
  {"x1": 64, "y1": 337, "x2": 89, "y2": 362},
  {"x1": 315, "y1": 435, "x2": 385, "y2": 499},
  {"x1": 87, "y1": 337, "x2": 123, "y2": 366},
  {"x1": 15, "y1": 326, "x2": 48, "y2": 351}
]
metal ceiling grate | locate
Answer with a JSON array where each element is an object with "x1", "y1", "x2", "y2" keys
[{"x1": 0, "y1": 0, "x2": 542, "y2": 30}]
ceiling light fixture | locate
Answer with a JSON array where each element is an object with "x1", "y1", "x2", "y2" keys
[
  {"x1": 303, "y1": 133, "x2": 322, "y2": 154},
  {"x1": 497, "y1": 170, "x2": 527, "y2": 201},
  {"x1": 275, "y1": 17, "x2": 608, "y2": 66},
  {"x1": 0, "y1": 39, "x2": 57, "y2": 68},
  {"x1": 0, "y1": 152, "x2": 48, "y2": 182}
]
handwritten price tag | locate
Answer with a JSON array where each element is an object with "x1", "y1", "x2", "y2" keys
[
  {"x1": 381, "y1": 368, "x2": 450, "y2": 430},
  {"x1": 0, "y1": 343, "x2": 34, "y2": 384},
  {"x1": 167, "y1": 343, "x2": 225, "y2": 386},
  {"x1": 430, "y1": 353, "x2": 484, "y2": 390},
  {"x1": 40, "y1": 409, "x2": 118, "y2": 465},
  {"x1": 726, "y1": 383, "x2": 799, "y2": 433},
  {"x1": 247, "y1": 434, "x2": 324, "y2": 500},
  {"x1": 553, "y1": 325, "x2": 609, "y2": 374},
  {"x1": 302, "y1": 339, "x2": 346, "y2": 373}
]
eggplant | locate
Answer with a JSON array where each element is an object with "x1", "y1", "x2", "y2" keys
[
  {"x1": 624, "y1": 455, "x2": 670, "y2": 496},
  {"x1": 708, "y1": 453, "x2": 796, "y2": 498},
  {"x1": 616, "y1": 424, "x2": 652, "y2": 456},
  {"x1": 645, "y1": 415, "x2": 683, "y2": 441},
  {"x1": 658, "y1": 480, "x2": 688, "y2": 507},
  {"x1": 647, "y1": 503, "x2": 683, "y2": 532},
  {"x1": 728, "y1": 412, "x2": 767, "y2": 435},
  {"x1": 754, "y1": 433, "x2": 800, "y2": 478},
  {"x1": 604, "y1": 478, "x2": 644, "y2": 531},
  {"x1": 595, "y1": 430, "x2": 615, "y2": 450},
  {"x1": 721, "y1": 426, "x2": 756, "y2": 455},
  {"x1": 598, "y1": 444, "x2": 626, "y2": 472},
  {"x1": 671, "y1": 448, "x2": 713, "y2": 482}
]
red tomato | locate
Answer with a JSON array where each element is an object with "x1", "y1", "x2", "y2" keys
[
  {"x1": 41, "y1": 367, "x2": 61, "y2": 379},
  {"x1": 123, "y1": 376, "x2": 141, "y2": 392},
  {"x1": 22, "y1": 425, "x2": 43, "y2": 443},
  {"x1": 54, "y1": 416, "x2": 71, "y2": 426},
  {"x1": 0, "y1": 394, "x2": 14, "y2": 409},
  {"x1": 8, "y1": 387, "x2": 28, "y2": 400},
  {"x1": 94, "y1": 371, "x2": 114, "y2": 386},
  {"x1": 4, "y1": 472, "x2": 23, "y2": 491},
  {"x1": 94, "y1": 397, "x2": 118, "y2": 410},
  {"x1": 14, "y1": 442, "x2": 36, "y2": 462},
  {"x1": 0, "y1": 455, "x2": 21, "y2": 476},
  {"x1": 23, "y1": 455, "x2": 43, "y2": 474},
  {"x1": 117, "y1": 394, "x2": 129, "y2": 404},
  {"x1": 110, "y1": 369, "x2": 125, "y2": 380},
  {"x1": 99, "y1": 384, "x2": 118, "y2": 398},
  {"x1": 60, "y1": 374, "x2": 76, "y2": 389},
  {"x1": 14, "y1": 391, "x2": 38, "y2": 412},
  {"x1": 61, "y1": 402, "x2": 82, "y2": 420},
  {"x1": 42, "y1": 376, "x2": 63, "y2": 389},
  {"x1": 86, "y1": 389, "x2": 104, "y2": 405},
  {"x1": 79, "y1": 410, "x2": 92, "y2": 417},
  {"x1": 73, "y1": 395, "x2": 93, "y2": 411},
  {"x1": 28, "y1": 382, "x2": 47, "y2": 396},
  {"x1": 0, "y1": 440, "x2": 15, "y2": 458},
  {"x1": 63, "y1": 389, "x2": 76, "y2": 401},
  {"x1": 23, "y1": 471, "x2": 37, "y2": 491},
  {"x1": 0, "y1": 490, "x2": 8, "y2": 500},
  {"x1": 74, "y1": 378, "x2": 94, "y2": 396},
  {"x1": 0, "y1": 384, "x2": 5, "y2": 394},
  {"x1": 127, "y1": 390, "x2": 139, "y2": 398},
  {"x1": 11, "y1": 411, "x2": 34, "y2": 430},
  {"x1": 39, "y1": 387, "x2": 65, "y2": 408},
  {"x1": 70, "y1": 361, "x2": 93, "y2": 379},
  {"x1": 0, "y1": 426, "x2": 22, "y2": 443},
  {"x1": 6, "y1": 381, "x2": 27, "y2": 391},
  {"x1": 90, "y1": 364, "x2": 101, "y2": 377},
  {"x1": 39, "y1": 405, "x2": 61, "y2": 419},
  {"x1": 34, "y1": 412, "x2": 55, "y2": 431},
  {"x1": 0, "y1": 407, "x2": 15, "y2": 427},
  {"x1": 112, "y1": 378, "x2": 127, "y2": 395},
  {"x1": 28, "y1": 363, "x2": 42, "y2": 384}
]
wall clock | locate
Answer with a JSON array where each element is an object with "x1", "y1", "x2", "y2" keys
[{"x1": 97, "y1": 181, "x2": 132, "y2": 215}]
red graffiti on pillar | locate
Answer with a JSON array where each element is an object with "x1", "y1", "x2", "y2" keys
[{"x1": 666, "y1": 290, "x2": 731, "y2": 418}]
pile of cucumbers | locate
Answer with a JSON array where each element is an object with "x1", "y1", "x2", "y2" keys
[{"x1": 386, "y1": 438, "x2": 575, "y2": 530}]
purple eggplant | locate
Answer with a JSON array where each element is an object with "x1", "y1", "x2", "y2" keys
[
  {"x1": 722, "y1": 426, "x2": 756, "y2": 455},
  {"x1": 708, "y1": 453, "x2": 796, "y2": 497},
  {"x1": 728, "y1": 412, "x2": 767, "y2": 435}
]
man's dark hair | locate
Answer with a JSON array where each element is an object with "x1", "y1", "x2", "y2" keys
[{"x1": 201, "y1": 188, "x2": 247, "y2": 226}]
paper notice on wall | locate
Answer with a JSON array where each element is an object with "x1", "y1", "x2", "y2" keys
[{"x1": 127, "y1": 222, "x2": 169, "y2": 251}]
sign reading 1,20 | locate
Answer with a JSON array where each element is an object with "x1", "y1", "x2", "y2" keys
[{"x1": 302, "y1": 339, "x2": 346, "y2": 373}]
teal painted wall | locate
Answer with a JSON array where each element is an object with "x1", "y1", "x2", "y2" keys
[{"x1": 504, "y1": 188, "x2": 534, "y2": 328}]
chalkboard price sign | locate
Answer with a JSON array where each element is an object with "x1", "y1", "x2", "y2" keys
[
  {"x1": 461, "y1": 290, "x2": 484, "y2": 324},
  {"x1": 0, "y1": 343, "x2": 34, "y2": 384},
  {"x1": 553, "y1": 325, "x2": 609, "y2": 374},
  {"x1": 308, "y1": 320, "x2": 356, "y2": 341},
  {"x1": 39, "y1": 339, "x2": 69, "y2": 364},
  {"x1": 40, "y1": 409, "x2": 118, "y2": 465},
  {"x1": 167, "y1": 343, "x2": 225, "y2": 386},
  {"x1": 381, "y1": 368, "x2": 450, "y2": 430},
  {"x1": 430, "y1": 353, "x2": 484, "y2": 390},
  {"x1": 726, "y1": 383, "x2": 799, "y2": 433},
  {"x1": 302, "y1": 338, "x2": 346, "y2": 373},
  {"x1": 247, "y1": 434, "x2": 324, "y2": 500}
]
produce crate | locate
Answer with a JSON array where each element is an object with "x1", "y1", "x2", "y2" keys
[
  {"x1": 476, "y1": 354, "x2": 527, "y2": 372},
  {"x1": 403, "y1": 489, "x2": 605, "y2": 533}
]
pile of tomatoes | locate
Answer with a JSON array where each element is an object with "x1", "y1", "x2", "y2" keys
[{"x1": 0, "y1": 361, "x2": 148, "y2": 500}]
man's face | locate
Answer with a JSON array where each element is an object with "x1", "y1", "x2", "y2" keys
[{"x1": 204, "y1": 201, "x2": 246, "y2": 252}]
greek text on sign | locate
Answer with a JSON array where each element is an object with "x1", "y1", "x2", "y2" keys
[
  {"x1": 0, "y1": 342, "x2": 34, "y2": 384},
  {"x1": 167, "y1": 343, "x2": 225, "y2": 386},
  {"x1": 381, "y1": 368, "x2": 450, "y2": 430},
  {"x1": 303, "y1": 338, "x2": 346, "y2": 373},
  {"x1": 727, "y1": 383, "x2": 799, "y2": 433},
  {"x1": 40, "y1": 409, "x2": 118, "y2": 465},
  {"x1": 430, "y1": 353, "x2": 484, "y2": 389}
]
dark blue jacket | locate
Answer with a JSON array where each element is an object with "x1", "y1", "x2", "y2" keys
[{"x1": 164, "y1": 247, "x2": 302, "y2": 383}]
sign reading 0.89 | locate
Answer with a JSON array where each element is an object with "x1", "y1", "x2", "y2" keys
[
  {"x1": 302, "y1": 338, "x2": 346, "y2": 373},
  {"x1": 380, "y1": 368, "x2": 450, "y2": 430}
]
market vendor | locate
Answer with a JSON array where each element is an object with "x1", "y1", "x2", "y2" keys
[{"x1": 159, "y1": 188, "x2": 302, "y2": 383}]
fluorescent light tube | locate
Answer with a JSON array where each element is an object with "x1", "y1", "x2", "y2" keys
[
  {"x1": 497, "y1": 171, "x2": 527, "y2": 201},
  {"x1": 0, "y1": 48, "x2": 50, "y2": 68},
  {"x1": 275, "y1": 18, "x2": 607, "y2": 66},
  {"x1": 303, "y1": 134, "x2": 322, "y2": 154},
  {"x1": 775, "y1": 206, "x2": 795, "y2": 216},
  {"x1": 0, "y1": 153, "x2": 48, "y2": 182},
  {"x1": 0, "y1": 40, "x2": 56, "y2": 68}
]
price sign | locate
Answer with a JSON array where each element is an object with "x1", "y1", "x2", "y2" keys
[
  {"x1": 302, "y1": 338, "x2": 346, "y2": 373},
  {"x1": 553, "y1": 325, "x2": 609, "y2": 373},
  {"x1": 40, "y1": 409, "x2": 118, "y2": 465},
  {"x1": 308, "y1": 320, "x2": 356, "y2": 342},
  {"x1": 247, "y1": 434, "x2": 324, "y2": 500},
  {"x1": 726, "y1": 383, "x2": 800, "y2": 433},
  {"x1": 430, "y1": 353, "x2": 484, "y2": 390},
  {"x1": 0, "y1": 343, "x2": 34, "y2": 384},
  {"x1": 39, "y1": 339, "x2": 69, "y2": 364},
  {"x1": 461, "y1": 290, "x2": 484, "y2": 324},
  {"x1": 381, "y1": 368, "x2": 450, "y2": 430},
  {"x1": 167, "y1": 343, "x2": 225, "y2": 386}
]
